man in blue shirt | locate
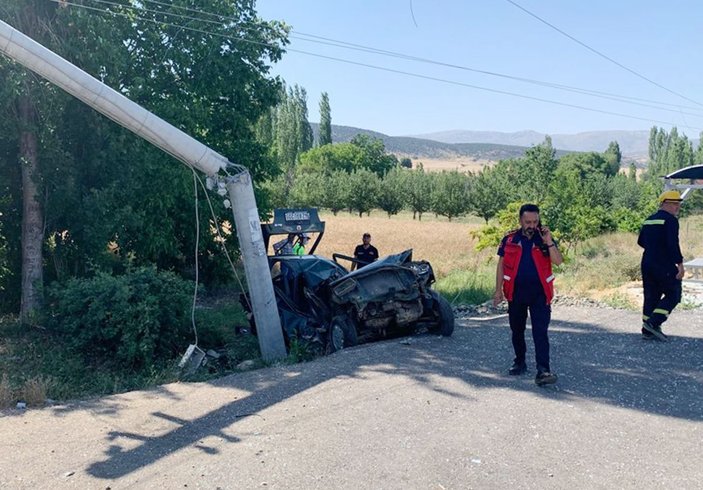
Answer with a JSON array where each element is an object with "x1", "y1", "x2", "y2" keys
[
  {"x1": 638, "y1": 190, "x2": 685, "y2": 342},
  {"x1": 493, "y1": 204, "x2": 563, "y2": 386}
]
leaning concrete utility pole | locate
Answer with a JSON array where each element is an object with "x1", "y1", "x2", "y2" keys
[{"x1": 0, "y1": 19, "x2": 286, "y2": 361}]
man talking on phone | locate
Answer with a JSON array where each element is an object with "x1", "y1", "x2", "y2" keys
[{"x1": 493, "y1": 203, "x2": 563, "y2": 386}]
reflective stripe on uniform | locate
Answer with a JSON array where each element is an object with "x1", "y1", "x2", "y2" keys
[
  {"x1": 503, "y1": 275, "x2": 511, "y2": 281},
  {"x1": 642, "y1": 314, "x2": 650, "y2": 320},
  {"x1": 545, "y1": 274, "x2": 555, "y2": 283},
  {"x1": 642, "y1": 219, "x2": 665, "y2": 225},
  {"x1": 653, "y1": 308, "x2": 670, "y2": 317}
]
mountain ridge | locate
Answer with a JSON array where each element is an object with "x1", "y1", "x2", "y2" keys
[{"x1": 312, "y1": 123, "x2": 648, "y2": 162}]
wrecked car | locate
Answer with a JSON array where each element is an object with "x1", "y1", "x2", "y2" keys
[{"x1": 241, "y1": 208, "x2": 454, "y2": 354}]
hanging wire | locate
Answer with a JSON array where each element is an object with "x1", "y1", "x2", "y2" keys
[
  {"x1": 84, "y1": 0, "x2": 703, "y2": 116},
  {"x1": 50, "y1": 0, "x2": 703, "y2": 131},
  {"x1": 505, "y1": 0, "x2": 703, "y2": 107},
  {"x1": 193, "y1": 170, "x2": 253, "y2": 311},
  {"x1": 190, "y1": 166, "x2": 200, "y2": 345}
]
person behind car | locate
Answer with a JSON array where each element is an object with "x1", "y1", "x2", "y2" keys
[
  {"x1": 292, "y1": 233, "x2": 310, "y2": 255},
  {"x1": 352, "y1": 233, "x2": 379, "y2": 270},
  {"x1": 273, "y1": 233, "x2": 296, "y2": 255}
]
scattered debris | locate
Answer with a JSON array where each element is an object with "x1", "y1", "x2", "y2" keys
[
  {"x1": 178, "y1": 344, "x2": 206, "y2": 376},
  {"x1": 236, "y1": 360, "x2": 256, "y2": 371}
]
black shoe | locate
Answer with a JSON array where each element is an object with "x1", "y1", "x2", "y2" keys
[
  {"x1": 641, "y1": 328, "x2": 655, "y2": 340},
  {"x1": 535, "y1": 371, "x2": 558, "y2": 386},
  {"x1": 509, "y1": 361, "x2": 527, "y2": 376},
  {"x1": 642, "y1": 321, "x2": 669, "y2": 342}
]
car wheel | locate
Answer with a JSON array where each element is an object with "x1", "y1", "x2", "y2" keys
[
  {"x1": 327, "y1": 315, "x2": 358, "y2": 353},
  {"x1": 428, "y1": 291, "x2": 455, "y2": 337}
]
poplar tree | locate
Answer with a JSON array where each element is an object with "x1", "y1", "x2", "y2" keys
[{"x1": 319, "y1": 92, "x2": 332, "y2": 146}]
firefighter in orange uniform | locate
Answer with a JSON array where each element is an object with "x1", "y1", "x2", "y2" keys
[{"x1": 493, "y1": 204, "x2": 563, "y2": 386}]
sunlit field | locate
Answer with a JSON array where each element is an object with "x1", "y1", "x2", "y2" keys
[
  {"x1": 404, "y1": 156, "x2": 489, "y2": 174},
  {"x1": 313, "y1": 210, "x2": 489, "y2": 276}
]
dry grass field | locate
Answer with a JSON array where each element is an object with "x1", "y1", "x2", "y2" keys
[
  {"x1": 406, "y1": 156, "x2": 490, "y2": 173},
  {"x1": 312, "y1": 211, "x2": 490, "y2": 278}
]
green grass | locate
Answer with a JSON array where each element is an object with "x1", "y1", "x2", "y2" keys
[{"x1": 434, "y1": 266, "x2": 495, "y2": 305}]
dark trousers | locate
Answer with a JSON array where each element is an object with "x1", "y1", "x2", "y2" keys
[
  {"x1": 508, "y1": 298, "x2": 552, "y2": 373},
  {"x1": 642, "y1": 267, "x2": 682, "y2": 328}
]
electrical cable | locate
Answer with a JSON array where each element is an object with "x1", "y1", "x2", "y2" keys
[
  {"x1": 86, "y1": 0, "x2": 703, "y2": 116},
  {"x1": 505, "y1": 0, "x2": 703, "y2": 108},
  {"x1": 190, "y1": 167, "x2": 200, "y2": 346},
  {"x1": 194, "y1": 169, "x2": 253, "y2": 312},
  {"x1": 49, "y1": 0, "x2": 703, "y2": 131}
]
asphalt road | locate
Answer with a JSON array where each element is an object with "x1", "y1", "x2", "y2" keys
[{"x1": 1, "y1": 305, "x2": 702, "y2": 489}]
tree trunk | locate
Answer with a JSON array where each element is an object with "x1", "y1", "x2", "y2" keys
[{"x1": 19, "y1": 95, "x2": 44, "y2": 324}]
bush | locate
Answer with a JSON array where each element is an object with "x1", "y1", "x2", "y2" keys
[{"x1": 47, "y1": 267, "x2": 194, "y2": 371}]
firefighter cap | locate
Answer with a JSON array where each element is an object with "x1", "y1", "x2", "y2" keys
[{"x1": 658, "y1": 190, "x2": 683, "y2": 203}]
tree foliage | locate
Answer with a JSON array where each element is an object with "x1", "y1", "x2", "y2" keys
[
  {"x1": 347, "y1": 169, "x2": 380, "y2": 217},
  {"x1": 318, "y1": 91, "x2": 332, "y2": 146},
  {"x1": 376, "y1": 168, "x2": 405, "y2": 218},
  {"x1": 0, "y1": 0, "x2": 289, "y2": 313},
  {"x1": 403, "y1": 166, "x2": 433, "y2": 220},
  {"x1": 469, "y1": 166, "x2": 510, "y2": 223},
  {"x1": 431, "y1": 171, "x2": 471, "y2": 221},
  {"x1": 349, "y1": 134, "x2": 398, "y2": 176}
]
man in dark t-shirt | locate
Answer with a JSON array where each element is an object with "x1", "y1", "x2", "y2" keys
[{"x1": 352, "y1": 233, "x2": 379, "y2": 270}]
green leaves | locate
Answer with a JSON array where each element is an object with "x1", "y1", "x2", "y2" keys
[{"x1": 47, "y1": 267, "x2": 193, "y2": 370}]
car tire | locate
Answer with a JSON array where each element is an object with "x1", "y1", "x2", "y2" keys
[
  {"x1": 428, "y1": 291, "x2": 455, "y2": 337},
  {"x1": 327, "y1": 315, "x2": 358, "y2": 353}
]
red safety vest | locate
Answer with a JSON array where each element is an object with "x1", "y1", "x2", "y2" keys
[{"x1": 501, "y1": 231, "x2": 555, "y2": 304}]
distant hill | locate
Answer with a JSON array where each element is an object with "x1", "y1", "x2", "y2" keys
[
  {"x1": 311, "y1": 123, "x2": 568, "y2": 161},
  {"x1": 311, "y1": 124, "x2": 703, "y2": 165},
  {"x1": 411, "y1": 129, "x2": 653, "y2": 157}
]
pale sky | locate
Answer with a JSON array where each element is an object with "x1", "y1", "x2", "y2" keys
[{"x1": 256, "y1": 0, "x2": 703, "y2": 138}]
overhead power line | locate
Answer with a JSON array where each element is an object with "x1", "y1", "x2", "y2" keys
[
  {"x1": 83, "y1": 0, "x2": 703, "y2": 118},
  {"x1": 505, "y1": 0, "x2": 703, "y2": 108},
  {"x1": 128, "y1": 0, "x2": 703, "y2": 116},
  {"x1": 48, "y1": 0, "x2": 703, "y2": 131}
]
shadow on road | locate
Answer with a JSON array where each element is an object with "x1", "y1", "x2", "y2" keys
[{"x1": 83, "y1": 311, "x2": 703, "y2": 479}]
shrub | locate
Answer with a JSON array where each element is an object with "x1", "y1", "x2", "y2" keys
[
  {"x1": 47, "y1": 267, "x2": 194, "y2": 371},
  {"x1": 20, "y1": 376, "x2": 54, "y2": 407},
  {"x1": 0, "y1": 374, "x2": 13, "y2": 408}
]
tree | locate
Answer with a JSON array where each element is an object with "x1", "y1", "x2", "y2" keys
[
  {"x1": 400, "y1": 157, "x2": 412, "y2": 169},
  {"x1": 350, "y1": 134, "x2": 398, "y2": 176},
  {"x1": 646, "y1": 126, "x2": 694, "y2": 179},
  {"x1": 696, "y1": 132, "x2": 703, "y2": 164},
  {"x1": 347, "y1": 169, "x2": 379, "y2": 217},
  {"x1": 321, "y1": 170, "x2": 351, "y2": 215},
  {"x1": 1, "y1": 0, "x2": 76, "y2": 322},
  {"x1": 603, "y1": 141, "x2": 622, "y2": 175},
  {"x1": 318, "y1": 92, "x2": 332, "y2": 146},
  {"x1": 542, "y1": 165, "x2": 614, "y2": 249},
  {"x1": 0, "y1": 0, "x2": 289, "y2": 315},
  {"x1": 376, "y1": 168, "x2": 405, "y2": 218},
  {"x1": 297, "y1": 143, "x2": 365, "y2": 174},
  {"x1": 431, "y1": 171, "x2": 471, "y2": 221},
  {"x1": 499, "y1": 137, "x2": 557, "y2": 203},
  {"x1": 558, "y1": 152, "x2": 616, "y2": 179},
  {"x1": 289, "y1": 172, "x2": 324, "y2": 207},
  {"x1": 404, "y1": 166, "x2": 433, "y2": 220},
  {"x1": 469, "y1": 166, "x2": 510, "y2": 223}
]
